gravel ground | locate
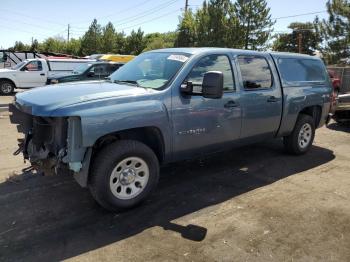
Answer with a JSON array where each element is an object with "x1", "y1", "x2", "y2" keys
[{"x1": 0, "y1": 94, "x2": 350, "y2": 262}]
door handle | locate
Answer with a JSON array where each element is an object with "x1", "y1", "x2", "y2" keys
[
  {"x1": 267, "y1": 96, "x2": 278, "y2": 103},
  {"x1": 40, "y1": 73, "x2": 45, "y2": 76},
  {"x1": 224, "y1": 100, "x2": 238, "y2": 108}
]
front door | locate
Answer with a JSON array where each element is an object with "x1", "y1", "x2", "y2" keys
[
  {"x1": 172, "y1": 54, "x2": 242, "y2": 160},
  {"x1": 236, "y1": 54, "x2": 283, "y2": 139},
  {"x1": 17, "y1": 60, "x2": 46, "y2": 87}
]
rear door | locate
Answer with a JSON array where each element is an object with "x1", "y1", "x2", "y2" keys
[
  {"x1": 236, "y1": 54, "x2": 283, "y2": 139},
  {"x1": 16, "y1": 60, "x2": 47, "y2": 87}
]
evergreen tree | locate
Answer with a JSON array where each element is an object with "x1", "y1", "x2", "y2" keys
[
  {"x1": 13, "y1": 41, "x2": 27, "y2": 51},
  {"x1": 233, "y1": 0, "x2": 275, "y2": 50},
  {"x1": 124, "y1": 28, "x2": 146, "y2": 55},
  {"x1": 80, "y1": 19, "x2": 102, "y2": 55},
  {"x1": 30, "y1": 39, "x2": 39, "y2": 52},
  {"x1": 175, "y1": 9, "x2": 197, "y2": 47},
  {"x1": 320, "y1": 0, "x2": 350, "y2": 63},
  {"x1": 272, "y1": 22, "x2": 322, "y2": 55},
  {"x1": 115, "y1": 31, "x2": 126, "y2": 54},
  {"x1": 101, "y1": 22, "x2": 117, "y2": 53}
]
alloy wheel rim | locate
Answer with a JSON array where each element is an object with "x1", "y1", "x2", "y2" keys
[
  {"x1": 298, "y1": 123, "x2": 312, "y2": 149},
  {"x1": 109, "y1": 157, "x2": 149, "y2": 200},
  {"x1": 1, "y1": 83, "x2": 12, "y2": 94}
]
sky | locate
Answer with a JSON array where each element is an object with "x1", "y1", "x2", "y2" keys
[{"x1": 0, "y1": 0, "x2": 329, "y2": 49}]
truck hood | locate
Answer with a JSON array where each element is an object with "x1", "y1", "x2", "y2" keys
[{"x1": 15, "y1": 81, "x2": 156, "y2": 116}]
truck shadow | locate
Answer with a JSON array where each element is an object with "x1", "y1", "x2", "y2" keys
[
  {"x1": 0, "y1": 140, "x2": 335, "y2": 261},
  {"x1": 327, "y1": 122, "x2": 350, "y2": 133}
]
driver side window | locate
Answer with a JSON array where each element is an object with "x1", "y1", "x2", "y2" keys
[
  {"x1": 187, "y1": 54, "x2": 235, "y2": 92},
  {"x1": 24, "y1": 61, "x2": 42, "y2": 71}
]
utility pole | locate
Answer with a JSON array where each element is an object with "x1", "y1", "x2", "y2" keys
[
  {"x1": 244, "y1": 0, "x2": 253, "y2": 49},
  {"x1": 185, "y1": 0, "x2": 189, "y2": 12},
  {"x1": 67, "y1": 24, "x2": 70, "y2": 43},
  {"x1": 298, "y1": 32, "x2": 302, "y2": 54}
]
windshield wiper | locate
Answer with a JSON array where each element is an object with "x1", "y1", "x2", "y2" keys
[{"x1": 114, "y1": 80, "x2": 139, "y2": 86}]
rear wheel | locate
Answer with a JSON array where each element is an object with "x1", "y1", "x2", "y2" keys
[
  {"x1": 89, "y1": 140, "x2": 159, "y2": 211},
  {"x1": 284, "y1": 114, "x2": 315, "y2": 155},
  {"x1": 0, "y1": 80, "x2": 15, "y2": 95}
]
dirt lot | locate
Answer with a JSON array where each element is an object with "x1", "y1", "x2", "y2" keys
[{"x1": 0, "y1": 94, "x2": 350, "y2": 262}]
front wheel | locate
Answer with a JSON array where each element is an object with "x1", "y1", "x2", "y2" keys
[
  {"x1": 284, "y1": 114, "x2": 315, "y2": 155},
  {"x1": 89, "y1": 140, "x2": 159, "y2": 211}
]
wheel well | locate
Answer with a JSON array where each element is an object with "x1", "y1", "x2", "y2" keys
[
  {"x1": 0, "y1": 78, "x2": 16, "y2": 87},
  {"x1": 299, "y1": 105, "x2": 322, "y2": 127},
  {"x1": 93, "y1": 127, "x2": 165, "y2": 163}
]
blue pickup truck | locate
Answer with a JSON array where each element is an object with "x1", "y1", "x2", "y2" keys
[{"x1": 9, "y1": 48, "x2": 332, "y2": 211}]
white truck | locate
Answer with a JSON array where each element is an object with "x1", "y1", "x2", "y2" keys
[{"x1": 0, "y1": 58, "x2": 94, "y2": 95}]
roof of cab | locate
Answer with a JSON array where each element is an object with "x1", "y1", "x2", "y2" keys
[{"x1": 147, "y1": 47, "x2": 318, "y2": 60}]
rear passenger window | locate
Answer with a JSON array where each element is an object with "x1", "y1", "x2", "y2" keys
[
  {"x1": 238, "y1": 56, "x2": 272, "y2": 89},
  {"x1": 277, "y1": 58, "x2": 327, "y2": 86}
]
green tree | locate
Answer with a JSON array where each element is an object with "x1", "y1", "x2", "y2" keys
[
  {"x1": 320, "y1": 0, "x2": 350, "y2": 63},
  {"x1": 143, "y1": 32, "x2": 174, "y2": 51},
  {"x1": 233, "y1": 0, "x2": 275, "y2": 50},
  {"x1": 66, "y1": 38, "x2": 82, "y2": 56},
  {"x1": 80, "y1": 19, "x2": 103, "y2": 55},
  {"x1": 272, "y1": 22, "x2": 322, "y2": 55},
  {"x1": 30, "y1": 39, "x2": 39, "y2": 52},
  {"x1": 115, "y1": 31, "x2": 126, "y2": 54},
  {"x1": 175, "y1": 9, "x2": 197, "y2": 47},
  {"x1": 41, "y1": 37, "x2": 66, "y2": 53},
  {"x1": 124, "y1": 28, "x2": 146, "y2": 55},
  {"x1": 12, "y1": 41, "x2": 28, "y2": 51},
  {"x1": 101, "y1": 22, "x2": 117, "y2": 53}
]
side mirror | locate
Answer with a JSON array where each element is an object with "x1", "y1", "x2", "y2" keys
[
  {"x1": 202, "y1": 71, "x2": 223, "y2": 99},
  {"x1": 21, "y1": 66, "x2": 28, "y2": 71},
  {"x1": 87, "y1": 71, "x2": 95, "y2": 77}
]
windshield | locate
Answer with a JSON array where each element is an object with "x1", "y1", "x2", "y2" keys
[
  {"x1": 11, "y1": 61, "x2": 27, "y2": 70},
  {"x1": 109, "y1": 52, "x2": 191, "y2": 89},
  {"x1": 73, "y1": 63, "x2": 92, "y2": 74}
]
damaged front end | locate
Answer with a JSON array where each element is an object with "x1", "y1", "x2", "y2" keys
[{"x1": 9, "y1": 102, "x2": 91, "y2": 186}]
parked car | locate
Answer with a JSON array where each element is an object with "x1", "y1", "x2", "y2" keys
[
  {"x1": 0, "y1": 58, "x2": 94, "y2": 94},
  {"x1": 99, "y1": 54, "x2": 135, "y2": 63},
  {"x1": 333, "y1": 93, "x2": 350, "y2": 123},
  {"x1": 47, "y1": 61, "x2": 124, "y2": 85},
  {"x1": 9, "y1": 48, "x2": 332, "y2": 211}
]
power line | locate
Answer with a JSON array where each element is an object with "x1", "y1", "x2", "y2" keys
[
  {"x1": 118, "y1": 8, "x2": 182, "y2": 31},
  {"x1": 71, "y1": 0, "x2": 153, "y2": 25},
  {"x1": 274, "y1": 10, "x2": 327, "y2": 20},
  {"x1": 0, "y1": 8, "x2": 66, "y2": 26},
  {"x1": 68, "y1": 0, "x2": 181, "y2": 33},
  {"x1": 0, "y1": 25, "x2": 55, "y2": 38},
  {"x1": 113, "y1": 0, "x2": 180, "y2": 26},
  {"x1": 1, "y1": 16, "x2": 66, "y2": 33}
]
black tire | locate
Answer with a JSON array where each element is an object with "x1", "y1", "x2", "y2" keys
[
  {"x1": 89, "y1": 140, "x2": 159, "y2": 211},
  {"x1": 0, "y1": 80, "x2": 15, "y2": 95},
  {"x1": 283, "y1": 114, "x2": 315, "y2": 155}
]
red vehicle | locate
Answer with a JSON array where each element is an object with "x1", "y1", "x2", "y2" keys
[
  {"x1": 328, "y1": 69, "x2": 341, "y2": 94},
  {"x1": 328, "y1": 69, "x2": 342, "y2": 114}
]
